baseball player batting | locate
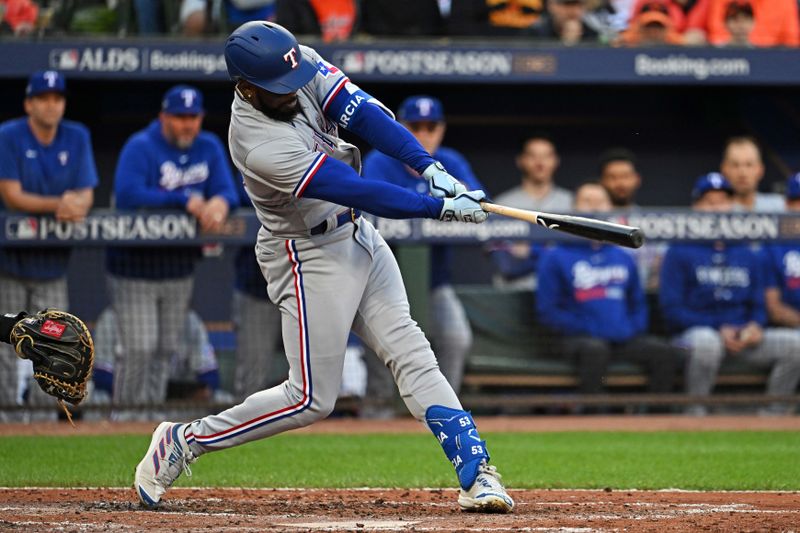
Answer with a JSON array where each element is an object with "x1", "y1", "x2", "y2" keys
[{"x1": 133, "y1": 22, "x2": 514, "y2": 513}]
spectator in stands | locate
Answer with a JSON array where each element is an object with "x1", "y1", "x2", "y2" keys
[
  {"x1": 720, "y1": 136, "x2": 784, "y2": 212},
  {"x1": 362, "y1": 96, "x2": 481, "y2": 393},
  {"x1": 361, "y1": 0, "x2": 444, "y2": 36},
  {"x1": 446, "y1": 0, "x2": 545, "y2": 36},
  {"x1": 182, "y1": 0, "x2": 276, "y2": 36},
  {"x1": 719, "y1": 0, "x2": 755, "y2": 46},
  {"x1": 489, "y1": 134, "x2": 573, "y2": 288},
  {"x1": 536, "y1": 182, "x2": 680, "y2": 405},
  {"x1": 617, "y1": 0, "x2": 685, "y2": 45},
  {"x1": 0, "y1": 0, "x2": 38, "y2": 36},
  {"x1": 276, "y1": 0, "x2": 356, "y2": 42},
  {"x1": 762, "y1": 173, "x2": 800, "y2": 329},
  {"x1": 528, "y1": 0, "x2": 601, "y2": 45},
  {"x1": 91, "y1": 308, "x2": 232, "y2": 406},
  {"x1": 0, "y1": 71, "x2": 98, "y2": 417},
  {"x1": 232, "y1": 175, "x2": 282, "y2": 399},
  {"x1": 107, "y1": 85, "x2": 237, "y2": 419},
  {"x1": 660, "y1": 173, "x2": 800, "y2": 415},
  {"x1": 703, "y1": 0, "x2": 799, "y2": 47}
]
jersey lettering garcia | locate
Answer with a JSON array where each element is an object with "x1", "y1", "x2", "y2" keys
[{"x1": 228, "y1": 46, "x2": 390, "y2": 238}]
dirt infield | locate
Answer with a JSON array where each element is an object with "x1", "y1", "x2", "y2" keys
[
  {"x1": 1, "y1": 487, "x2": 798, "y2": 532},
  {"x1": 2, "y1": 414, "x2": 800, "y2": 436}
]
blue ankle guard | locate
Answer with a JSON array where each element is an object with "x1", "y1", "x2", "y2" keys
[{"x1": 425, "y1": 405, "x2": 490, "y2": 490}]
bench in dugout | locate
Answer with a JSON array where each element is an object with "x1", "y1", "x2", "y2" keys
[{"x1": 455, "y1": 286, "x2": 772, "y2": 411}]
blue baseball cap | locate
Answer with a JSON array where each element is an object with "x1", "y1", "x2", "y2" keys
[
  {"x1": 786, "y1": 172, "x2": 800, "y2": 199},
  {"x1": 397, "y1": 96, "x2": 444, "y2": 123},
  {"x1": 691, "y1": 172, "x2": 734, "y2": 202},
  {"x1": 161, "y1": 85, "x2": 204, "y2": 115},
  {"x1": 25, "y1": 70, "x2": 66, "y2": 98}
]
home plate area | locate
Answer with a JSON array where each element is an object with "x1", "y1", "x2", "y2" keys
[{"x1": 0, "y1": 487, "x2": 798, "y2": 531}]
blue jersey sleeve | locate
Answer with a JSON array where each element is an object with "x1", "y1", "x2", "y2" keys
[
  {"x1": 626, "y1": 254, "x2": 649, "y2": 335},
  {"x1": 0, "y1": 126, "x2": 20, "y2": 180},
  {"x1": 760, "y1": 246, "x2": 780, "y2": 289},
  {"x1": 203, "y1": 137, "x2": 238, "y2": 207},
  {"x1": 75, "y1": 125, "x2": 99, "y2": 189},
  {"x1": 326, "y1": 89, "x2": 435, "y2": 175},
  {"x1": 114, "y1": 138, "x2": 187, "y2": 209},
  {"x1": 748, "y1": 252, "x2": 768, "y2": 325},
  {"x1": 438, "y1": 149, "x2": 483, "y2": 191},
  {"x1": 302, "y1": 156, "x2": 443, "y2": 219}
]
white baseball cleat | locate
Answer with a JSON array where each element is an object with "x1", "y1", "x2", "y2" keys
[
  {"x1": 134, "y1": 422, "x2": 195, "y2": 508},
  {"x1": 458, "y1": 461, "x2": 515, "y2": 513}
]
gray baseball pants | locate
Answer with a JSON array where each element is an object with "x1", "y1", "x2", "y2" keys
[
  {"x1": 232, "y1": 289, "x2": 282, "y2": 399},
  {"x1": 428, "y1": 284, "x2": 472, "y2": 393},
  {"x1": 107, "y1": 275, "x2": 193, "y2": 411},
  {"x1": 678, "y1": 326, "x2": 800, "y2": 411},
  {"x1": 187, "y1": 219, "x2": 460, "y2": 452}
]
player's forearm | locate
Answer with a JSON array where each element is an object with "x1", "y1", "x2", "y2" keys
[
  {"x1": 0, "y1": 311, "x2": 26, "y2": 344},
  {"x1": 115, "y1": 185, "x2": 189, "y2": 209},
  {"x1": 302, "y1": 157, "x2": 443, "y2": 219},
  {"x1": 2, "y1": 190, "x2": 62, "y2": 213},
  {"x1": 767, "y1": 301, "x2": 800, "y2": 327}
]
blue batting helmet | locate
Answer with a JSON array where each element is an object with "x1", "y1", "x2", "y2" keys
[{"x1": 224, "y1": 22, "x2": 317, "y2": 95}]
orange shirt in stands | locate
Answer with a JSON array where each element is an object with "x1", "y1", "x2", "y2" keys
[{"x1": 706, "y1": 0, "x2": 799, "y2": 46}]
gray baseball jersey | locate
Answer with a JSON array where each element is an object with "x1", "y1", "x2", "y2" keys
[{"x1": 186, "y1": 46, "x2": 461, "y2": 450}]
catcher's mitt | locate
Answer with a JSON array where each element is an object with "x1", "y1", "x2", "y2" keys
[{"x1": 10, "y1": 309, "x2": 94, "y2": 418}]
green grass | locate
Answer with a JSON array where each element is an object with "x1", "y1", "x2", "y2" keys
[{"x1": 1, "y1": 431, "x2": 798, "y2": 490}]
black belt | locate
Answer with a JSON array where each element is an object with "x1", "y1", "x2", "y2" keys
[{"x1": 310, "y1": 208, "x2": 361, "y2": 236}]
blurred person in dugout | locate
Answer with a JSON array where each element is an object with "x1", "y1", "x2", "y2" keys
[
  {"x1": 660, "y1": 173, "x2": 800, "y2": 416},
  {"x1": 232, "y1": 174, "x2": 282, "y2": 400},
  {"x1": 599, "y1": 147, "x2": 663, "y2": 290},
  {"x1": 0, "y1": 0, "x2": 38, "y2": 36},
  {"x1": 106, "y1": 85, "x2": 237, "y2": 418},
  {"x1": 362, "y1": 95, "x2": 482, "y2": 394},
  {"x1": 536, "y1": 182, "x2": 680, "y2": 409},
  {"x1": 91, "y1": 308, "x2": 232, "y2": 406},
  {"x1": 719, "y1": 136, "x2": 784, "y2": 212},
  {"x1": 761, "y1": 174, "x2": 800, "y2": 333},
  {"x1": 489, "y1": 134, "x2": 573, "y2": 289},
  {"x1": 528, "y1": 0, "x2": 602, "y2": 45},
  {"x1": 0, "y1": 70, "x2": 98, "y2": 416}
]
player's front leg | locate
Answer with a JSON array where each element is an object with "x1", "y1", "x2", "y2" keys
[{"x1": 352, "y1": 225, "x2": 513, "y2": 513}]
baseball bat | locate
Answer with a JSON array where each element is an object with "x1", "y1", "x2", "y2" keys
[{"x1": 480, "y1": 202, "x2": 645, "y2": 249}]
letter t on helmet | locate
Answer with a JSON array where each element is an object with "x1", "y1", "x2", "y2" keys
[{"x1": 224, "y1": 22, "x2": 317, "y2": 95}]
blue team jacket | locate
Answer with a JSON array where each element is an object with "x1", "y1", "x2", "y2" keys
[
  {"x1": 536, "y1": 243, "x2": 647, "y2": 342},
  {"x1": 362, "y1": 146, "x2": 483, "y2": 288},
  {"x1": 761, "y1": 243, "x2": 800, "y2": 311},
  {"x1": 0, "y1": 117, "x2": 99, "y2": 279},
  {"x1": 659, "y1": 242, "x2": 766, "y2": 333},
  {"x1": 107, "y1": 120, "x2": 237, "y2": 279}
]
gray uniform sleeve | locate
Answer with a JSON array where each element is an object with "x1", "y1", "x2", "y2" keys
[{"x1": 244, "y1": 134, "x2": 324, "y2": 197}]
